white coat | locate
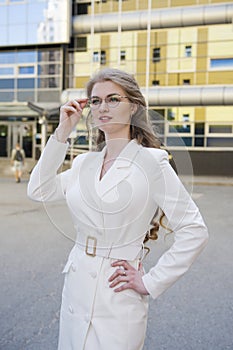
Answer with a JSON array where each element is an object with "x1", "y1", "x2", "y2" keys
[{"x1": 27, "y1": 136, "x2": 208, "y2": 350}]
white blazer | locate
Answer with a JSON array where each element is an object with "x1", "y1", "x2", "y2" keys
[{"x1": 28, "y1": 136, "x2": 208, "y2": 350}]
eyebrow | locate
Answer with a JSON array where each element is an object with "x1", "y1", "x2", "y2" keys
[{"x1": 90, "y1": 93, "x2": 121, "y2": 98}]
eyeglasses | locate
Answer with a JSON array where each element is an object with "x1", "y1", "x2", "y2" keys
[{"x1": 89, "y1": 94, "x2": 128, "y2": 109}]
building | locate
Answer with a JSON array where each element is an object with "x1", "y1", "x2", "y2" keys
[{"x1": 0, "y1": 0, "x2": 232, "y2": 175}]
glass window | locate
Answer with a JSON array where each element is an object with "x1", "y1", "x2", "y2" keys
[
  {"x1": 9, "y1": 24, "x2": 27, "y2": 45},
  {"x1": 76, "y1": 37, "x2": 87, "y2": 52},
  {"x1": 209, "y1": 125, "x2": 232, "y2": 133},
  {"x1": 0, "y1": 52, "x2": 16, "y2": 64},
  {"x1": 38, "y1": 64, "x2": 60, "y2": 75},
  {"x1": 93, "y1": 52, "x2": 99, "y2": 63},
  {"x1": 100, "y1": 51, "x2": 106, "y2": 65},
  {"x1": 18, "y1": 66, "x2": 35, "y2": 74},
  {"x1": 37, "y1": 77, "x2": 60, "y2": 88},
  {"x1": 210, "y1": 58, "x2": 233, "y2": 69},
  {"x1": 183, "y1": 79, "x2": 190, "y2": 85},
  {"x1": 9, "y1": 3, "x2": 27, "y2": 24},
  {"x1": 185, "y1": 45, "x2": 192, "y2": 57},
  {"x1": 37, "y1": 49, "x2": 60, "y2": 62},
  {"x1": 152, "y1": 48, "x2": 160, "y2": 63},
  {"x1": 17, "y1": 51, "x2": 37, "y2": 63},
  {"x1": 17, "y1": 90, "x2": 35, "y2": 102},
  {"x1": 17, "y1": 78, "x2": 35, "y2": 88},
  {"x1": 0, "y1": 67, "x2": 14, "y2": 75},
  {"x1": 120, "y1": 50, "x2": 126, "y2": 61},
  {"x1": 0, "y1": 91, "x2": 14, "y2": 102},
  {"x1": 0, "y1": 79, "x2": 14, "y2": 89},
  {"x1": 0, "y1": 6, "x2": 7, "y2": 25}
]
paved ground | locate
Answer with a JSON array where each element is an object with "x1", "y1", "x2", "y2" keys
[{"x1": 0, "y1": 167, "x2": 233, "y2": 350}]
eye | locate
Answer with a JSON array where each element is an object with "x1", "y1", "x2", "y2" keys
[
  {"x1": 90, "y1": 97, "x2": 101, "y2": 105},
  {"x1": 108, "y1": 95, "x2": 121, "y2": 103}
]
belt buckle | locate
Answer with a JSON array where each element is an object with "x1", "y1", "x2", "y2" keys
[{"x1": 85, "y1": 236, "x2": 97, "y2": 257}]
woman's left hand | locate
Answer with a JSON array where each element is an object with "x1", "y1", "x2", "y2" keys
[{"x1": 108, "y1": 260, "x2": 149, "y2": 295}]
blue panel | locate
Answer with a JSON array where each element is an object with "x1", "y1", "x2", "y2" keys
[
  {"x1": 17, "y1": 51, "x2": 37, "y2": 63},
  {"x1": 0, "y1": 52, "x2": 16, "y2": 64},
  {"x1": 210, "y1": 58, "x2": 233, "y2": 68},
  {"x1": 0, "y1": 67, "x2": 14, "y2": 75},
  {"x1": 19, "y1": 66, "x2": 35, "y2": 74},
  {"x1": 17, "y1": 78, "x2": 35, "y2": 88},
  {"x1": 0, "y1": 79, "x2": 14, "y2": 89},
  {"x1": 0, "y1": 91, "x2": 14, "y2": 102}
]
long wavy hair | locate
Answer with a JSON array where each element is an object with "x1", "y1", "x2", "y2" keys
[{"x1": 85, "y1": 67, "x2": 167, "y2": 244}]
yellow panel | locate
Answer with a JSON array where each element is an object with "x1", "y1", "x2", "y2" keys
[
  {"x1": 195, "y1": 108, "x2": 206, "y2": 122},
  {"x1": 209, "y1": 71, "x2": 233, "y2": 84},
  {"x1": 152, "y1": 0, "x2": 169, "y2": 8},
  {"x1": 171, "y1": 0, "x2": 195, "y2": 6},
  {"x1": 75, "y1": 76, "x2": 89, "y2": 89},
  {"x1": 196, "y1": 73, "x2": 207, "y2": 85},
  {"x1": 196, "y1": 58, "x2": 207, "y2": 71},
  {"x1": 122, "y1": 0, "x2": 136, "y2": 11},
  {"x1": 208, "y1": 25, "x2": 233, "y2": 57},
  {"x1": 211, "y1": 0, "x2": 233, "y2": 3},
  {"x1": 168, "y1": 74, "x2": 178, "y2": 85},
  {"x1": 206, "y1": 107, "x2": 233, "y2": 122}
]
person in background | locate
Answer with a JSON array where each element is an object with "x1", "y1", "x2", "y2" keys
[
  {"x1": 11, "y1": 143, "x2": 25, "y2": 183},
  {"x1": 27, "y1": 68, "x2": 208, "y2": 350}
]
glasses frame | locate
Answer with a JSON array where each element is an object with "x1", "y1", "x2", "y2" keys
[{"x1": 88, "y1": 94, "x2": 129, "y2": 110}]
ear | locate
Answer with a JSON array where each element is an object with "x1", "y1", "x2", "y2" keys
[{"x1": 131, "y1": 103, "x2": 138, "y2": 116}]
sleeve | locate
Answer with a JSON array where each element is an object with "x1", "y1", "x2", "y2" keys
[
  {"x1": 142, "y1": 150, "x2": 209, "y2": 299},
  {"x1": 27, "y1": 136, "x2": 72, "y2": 202}
]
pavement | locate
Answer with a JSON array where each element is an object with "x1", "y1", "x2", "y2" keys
[{"x1": 0, "y1": 160, "x2": 233, "y2": 350}]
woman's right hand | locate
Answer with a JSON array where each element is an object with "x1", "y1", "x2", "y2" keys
[{"x1": 55, "y1": 99, "x2": 88, "y2": 143}]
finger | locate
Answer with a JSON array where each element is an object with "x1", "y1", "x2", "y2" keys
[
  {"x1": 109, "y1": 274, "x2": 128, "y2": 288},
  {"x1": 73, "y1": 98, "x2": 88, "y2": 110},
  {"x1": 64, "y1": 100, "x2": 82, "y2": 111},
  {"x1": 108, "y1": 268, "x2": 127, "y2": 282},
  {"x1": 111, "y1": 260, "x2": 131, "y2": 270}
]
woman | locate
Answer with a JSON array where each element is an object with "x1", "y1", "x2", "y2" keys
[{"x1": 28, "y1": 68, "x2": 208, "y2": 350}]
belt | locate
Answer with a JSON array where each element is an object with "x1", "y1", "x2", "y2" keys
[{"x1": 75, "y1": 234, "x2": 143, "y2": 261}]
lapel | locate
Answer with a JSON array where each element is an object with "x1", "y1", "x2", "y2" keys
[{"x1": 84, "y1": 139, "x2": 142, "y2": 199}]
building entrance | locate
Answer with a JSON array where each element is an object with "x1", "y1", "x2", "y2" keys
[{"x1": 0, "y1": 121, "x2": 36, "y2": 158}]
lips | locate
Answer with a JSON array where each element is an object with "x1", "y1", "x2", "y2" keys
[{"x1": 99, "y1": 116, "x2": 112, "y2": 122}]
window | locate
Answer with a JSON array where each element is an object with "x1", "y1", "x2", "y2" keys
[
  {"x1": 185, "y1": 45, "x2": 192, "y2": 57},
  {"x1": 183, "y1": 79, "x2": 190, "y2": 85},
  {"x1": 76, "y1": 37, "x2": 87, "y2": 52},
  {"x1": 152, "y1": 80, "x2": 160, "y2": 86},
  {"x1": 152, "y1": 48, "x2": 160, "y2": 63},
  {"x1": 100, "y1": 51, "x2": 106, "y2": 65},
  {"x1": 93, "y1": 51, "x2": 99, "y2": 63},
  {"x1": 210, "y1": 58, "x2": 233, "y2": 69},
  {"x1": 120, "y1": 50, "x2": 126, "y2": 61},
  {"x1": 18, "y1": 66, "x2": 35, "y2": 75},
  {"x1": 0, "y1": 67, "x2": 14, "y2": 75}
]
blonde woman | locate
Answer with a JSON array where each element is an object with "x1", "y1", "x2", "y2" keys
[{"x1": 28, "y1": 68, "x2": 208, "y2": 350}]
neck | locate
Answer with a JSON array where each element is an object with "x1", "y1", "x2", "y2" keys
[{"x1": 104, "y1": 137, "x2": 130, "y2": 160}]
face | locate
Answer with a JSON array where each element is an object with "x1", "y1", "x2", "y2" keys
[{"x1": 90, "y1": 81, "x2": 133, "y2": 139}]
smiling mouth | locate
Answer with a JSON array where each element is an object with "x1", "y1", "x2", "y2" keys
[{"x1": 99, "y1": 116, "x2": 112, "y2": 121}]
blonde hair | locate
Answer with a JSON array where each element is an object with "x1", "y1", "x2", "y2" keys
[{"x1": 85, "y1": 68, "x2": 165, "y2": 243}]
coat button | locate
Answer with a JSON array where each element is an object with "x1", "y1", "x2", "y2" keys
[
  {"x1": 69, "y1": 305, "x2": 74, "y2": 314},
  {"x1": 89, "y1": 271, "x2": 97, "y2": 278}
]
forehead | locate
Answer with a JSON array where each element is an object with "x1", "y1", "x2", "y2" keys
[{"x1": 91, "y1": 81, "x2": 126, "y2": 97}]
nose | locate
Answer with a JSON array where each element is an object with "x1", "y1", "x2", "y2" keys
[{"x1": 98, "y1": 98, "x2": 109, "y2": 112}]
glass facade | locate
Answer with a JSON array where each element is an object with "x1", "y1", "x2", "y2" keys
[
  {"x1": 0, "y1": 48, "x2": 62, "y2": 103},
  {"x1": 0, "y1": 0, "x2": 70, "y2": 46}
]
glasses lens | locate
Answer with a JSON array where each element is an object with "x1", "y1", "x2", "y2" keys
[
  {"x1": 90, "y1": 97, "x2": 101, "y2": 109},
  {"x1": 107, "y1": 95, "x2": 121, "y2": 108}
]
